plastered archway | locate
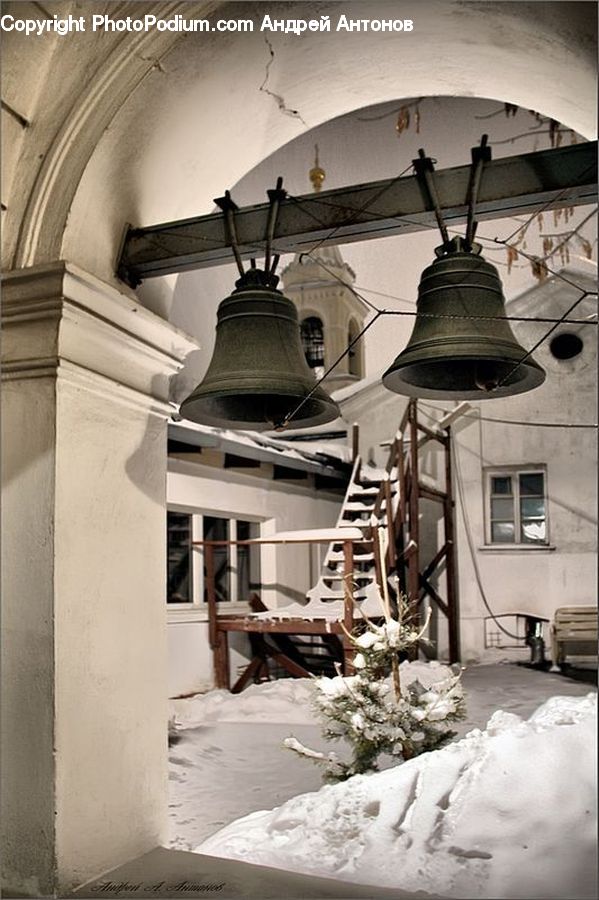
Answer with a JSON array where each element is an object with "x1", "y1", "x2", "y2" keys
[{"x1": 49, "y1": 0, "x2": 597, "y2": 303}]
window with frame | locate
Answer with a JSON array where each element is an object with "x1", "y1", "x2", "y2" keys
[
  {"x1": 166, "y1": 511, "x2": 261, "y2": 607},
  {"x1": 167, "y1": 511, "x2": 193, "y2": 603},
  {"x1": 486, "y1": 468, "x2": 548, "y2": 545},
  {"x1": 300, "y1": 316, "x2": 325, "y2": 379}
]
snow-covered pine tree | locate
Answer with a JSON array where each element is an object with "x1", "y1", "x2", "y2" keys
[{"x1": 285, "y1": 554, "x2": 466, "y2": 782}]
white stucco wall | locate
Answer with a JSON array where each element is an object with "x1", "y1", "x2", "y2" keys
[
  {"x1": 452, "y1": 266, "x2": 598, "y2": 661},
  {"x1": 166, "y1": 460, "x2": 342, "y2": 695},
  {"x1": 1, "y1": 264, "x2": 198, "y2": 895},
  {"x1": 1, "y1": 377, "x2": 57, "y2": 897}
]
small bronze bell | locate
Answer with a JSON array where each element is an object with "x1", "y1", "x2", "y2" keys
[
  {"x1": 179, "y1": 270, "x2": 340, "y2": 431},
  {"x1": 383, "y1": 241, "x2": 545, "y2": 399}
]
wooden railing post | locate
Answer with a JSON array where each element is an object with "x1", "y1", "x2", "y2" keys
[
  {"x1": 384, "y1": 479, "x2": 396, "y2": 572},
  {"x1": 408, "y1": 401, "x2": 420, "y2": 627},
  {"x1": 206, "y1": 542, "x2": 230, "y2": 689},
  {"x1": 206, "y1": 542, "x2": 217, "y2": 649},
  {"x1": 351, "y1": 422, "x2": 359, "y2": 463},
  {"x1": 342, "y1": 540, "x2": 355, "y2": 675},
  {"x1": 444, "y1": 426, "x2": 460, "y2": 662}
]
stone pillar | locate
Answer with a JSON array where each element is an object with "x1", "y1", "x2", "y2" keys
[{"x1": 1, "y1": 263, "x2": 198, "y2": 897}]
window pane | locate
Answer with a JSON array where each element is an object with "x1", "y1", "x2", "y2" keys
[
  {"x1": 491, "y1": 521, "x2": 515, "y2": 542},
  {"x1": 167, "y1": 512, "x2": 191, "y2": 603},
  {"x1": 491, "y1": 476, "x2": 512, "y2": 495},
  {"x1": 491, "y1": 497, "x2": 514, "y2": 519},
  {"x1": 521, "y1": 519, "x2": 547, "y2": 543},
  {"x1": 300, "y1": 317, "x2": 325, "y2": 369},
  {"x1": 520, "y1": 473, "x2": 544, "y2": 496},
  {"x1": 204, "y1": 516, "x2": 230, "y2": 602},
  {"x1": 521, "y1": 497, "x2": 545, "y2": 518}
]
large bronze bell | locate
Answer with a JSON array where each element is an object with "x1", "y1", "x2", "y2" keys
[
  {"x1": 383, "y1": 242, "x2": 545, "y2": 399},
  {"x1": 179, "y1": 270, "x2": 340, "y2": 430}
]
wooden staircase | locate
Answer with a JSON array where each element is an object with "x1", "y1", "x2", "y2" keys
[
  {"x1": 306, "y1": 399, "x2": 460, "y2": 660},
  {"x1": 205, "y1": 400, "x2": 460, "y2": 691},
  {"x1": 317, "y1": 457, "x2": 398, "y2": 602}
]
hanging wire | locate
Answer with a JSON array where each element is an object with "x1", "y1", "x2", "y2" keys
[
  {"x1": 499, "y1": 161, "x2": 597, "y2": 244},
  {"x1": 418, "y1": 401, "x2": 597, "y2": 433},
  {"x1": 276, "y1": 312, "x2": 383, "y2": 429},
  {"x1": 285, "y1": 159, "x2": 415, "y2": 258},
  {"x1": 274, "y1": 143, "x2": 597, "y2": 418},
  {"x1": 380, "y1": 307, "x2": 596, "y2": 326},
  {"x1": 493, "y1": 291, "x2": 593, "y2": 390},
  {"x1": 287, "y1": 164, "x2": 597, "y2": 298},
  {"x1": 475, "y1": 236, "x2": 598, "y2": 294},
  {"x1": 293, "y1": 216, "x2": 597, "y2": 328},
  {"x1": 527, "y1": 207, "x2": 596, "y2": 264}
]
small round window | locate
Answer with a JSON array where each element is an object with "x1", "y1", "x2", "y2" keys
[{"x1": 549, "y1": 333, "x2": 583, "y2": 360}]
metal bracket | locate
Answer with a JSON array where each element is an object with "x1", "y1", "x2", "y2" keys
[
  {"x1": 413, "y1": 149, "x2": 452, "y2": 253},
  {"x1": 214, "y1": 190, "x2": 245, "y2": 277},
  {"x1": 465, "y1": 134, "x2": 492, "y2": 247},
  {"x1": 264, "y1": 176, "x2": 286, "y2": 276}
]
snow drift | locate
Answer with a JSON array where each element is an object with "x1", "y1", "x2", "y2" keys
[
  {"x1": 195, "y1": 693, "x2": 597, "y2": 899},
  {"x1": 170, "y1": 678, "x2": 318, "y2": 728}
]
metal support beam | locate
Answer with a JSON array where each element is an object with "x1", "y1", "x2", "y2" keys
[{"x1": 118, "y1": 142, "x2": 597, "y2": 285}]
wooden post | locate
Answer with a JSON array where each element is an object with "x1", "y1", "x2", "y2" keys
[
  {"x1": 408, "y1": 401, "x2": 420, "y2": 626},
  {"x1": 351, "y1": 422, "x2": 360, "y2": 463},
  {"x1": 206, "y1": 542, "x2": 230, "y2": 688},
  {"x1": 384, "y1": 479, "x2": 395, "y2": 572},
  {"x1": 395, "y1": 430, "x2": 407, "y2": 598},
  {"x1": 444, "y1": 427, "x2": 460, "y2": 663},
  {"x1": 206, "y1": 542, "x2": 217, "y2": 649},
  {"x1": 214, "y1": 631, "x2": 230, "y2": 690},
  {"x1": 372, "y1": 522, "x2": 384, "y2": 596},
  {"x1": 342, "y1": 540, "x2": 354, "y2": 675}
]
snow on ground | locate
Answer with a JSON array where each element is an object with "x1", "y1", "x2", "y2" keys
[
  {"x1": 171, "y1": 678, "x2": 317, "y2": 728},
  {"x1": 195, "y1": 693, "x2": 597, "y2": 899},
  {"x1": 168, "y1": 664, "x2": 597, "y2": 898}
]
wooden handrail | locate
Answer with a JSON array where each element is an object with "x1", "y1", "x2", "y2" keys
[{"x1": 192, "y1": 537, "x2": 372, "y2": 546}]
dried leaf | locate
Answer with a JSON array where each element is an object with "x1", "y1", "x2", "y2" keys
[
  {"x1": 577, "y1": 237, "x2": 593, "y2": 259},
  {"x1": 531, "y1": 258, "x2": 549, "y2": 282},
  {"x1": 396, "y1": 107, "x2": 410, "y2": 136},
  {"x1": 506, "y1": 245, "x2": 519, "y2": 274},
  {"x1": 549, "y1": 119, "x2": 560, "y2": 148},
  {"x1": 414, "y1": 107, "x2": 420, "y2": 134}
]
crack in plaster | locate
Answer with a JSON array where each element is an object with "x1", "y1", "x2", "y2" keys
[{"x1": 260, "y1": 37, "x2": 307, "y2": 127}]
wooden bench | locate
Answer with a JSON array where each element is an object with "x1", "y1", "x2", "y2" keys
[{"x1": 550, "y1": 606, "x2": 598, "y2": 671}]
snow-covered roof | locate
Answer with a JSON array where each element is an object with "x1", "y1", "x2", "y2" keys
[{"x1": 169, "y1": 419, "x2": 352, "y2": 478}]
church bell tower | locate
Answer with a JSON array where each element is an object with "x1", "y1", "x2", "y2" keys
[{"x1": 281, "y1": 148, "x2": 368, "y2": 391}]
